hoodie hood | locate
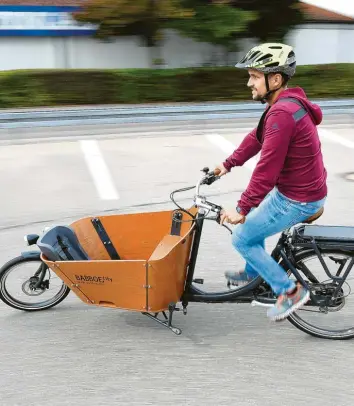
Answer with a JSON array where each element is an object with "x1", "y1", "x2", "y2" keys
[{"x1": 274, "y1": 87, "x2": 323, "y2": 125}]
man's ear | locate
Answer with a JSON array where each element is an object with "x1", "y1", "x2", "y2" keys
[
  {"x1": 272, "y1": 73, "x2": 283, "y2": 86},
  {"x1": 276, "y1": 73, "x2": 288, "y2": 87}
]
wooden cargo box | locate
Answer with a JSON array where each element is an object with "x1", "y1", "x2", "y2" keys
[{"x1": 41, "y1": 208, "x2": 196, "y2": 312}]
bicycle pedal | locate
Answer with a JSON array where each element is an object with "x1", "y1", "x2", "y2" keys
[{"x1": 251, "y1": 300, "x2": 274, "y2": 308}]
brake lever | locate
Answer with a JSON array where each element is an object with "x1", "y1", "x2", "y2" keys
[
  {"x1": 222, "y1": 224, "x2": 233, "y2": 234},
  {"x1": 200, "y1": 167, "x2": 221, "y2": 185},
  {"x1": 215, "y1": 211, "x2": 233, "y2": 234},
  {"x1": 201, "y1": 173, "x2": 220, "y2": 186}
]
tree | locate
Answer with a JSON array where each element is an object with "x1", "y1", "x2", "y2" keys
[
  {"x1": 167, "y1": 0, "x2": 257, "y2": 56},
  {"x1": 73, "y1": 0, "x2": 257, "y2": 67},
  {"x1": 73, "y1": 0, "x2": 194, "y2": 47},
  {"x1": 232, "y1": 0, "x2": 305, "y2": 42}
]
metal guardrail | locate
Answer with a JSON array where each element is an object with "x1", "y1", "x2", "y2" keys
[{"x1": 0, "y1": 99, "x2": 353, "y2": 128}]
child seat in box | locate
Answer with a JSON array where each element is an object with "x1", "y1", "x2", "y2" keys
[
  {"x1": 40, "y1": 208, "x2": 197, "y2": 312},
  {"x1": 37, "y1": 225, "x2": 89, "y2": 262}
]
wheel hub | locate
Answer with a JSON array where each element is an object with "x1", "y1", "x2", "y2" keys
[
  {"x1": 22, "y1": 277, "x2": 48, "y2": 296},
  {"x1": 314, "y1": 282, "x2": 346, "y2": 312}
]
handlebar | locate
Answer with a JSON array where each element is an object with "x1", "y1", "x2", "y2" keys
[
  {"x1": 194, "y1": 167, "x2": 233, "y2": 233},
  {"x1": 197, "y1": 167, "x2": 220, "y2": 192},
  {"x1": 169, "y1": 166, "x2": 232, "y2": 233},
  {"x1": 194, "y1": 167, "x2": 222, "y2": 215}
]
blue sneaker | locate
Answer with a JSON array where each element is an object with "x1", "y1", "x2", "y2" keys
[
  {"x1": 225, "y1": 270, "x2": 255, "y2": 286},
  {"x1": 267, "y1": 283, "x2": 310, "y2": 321}
]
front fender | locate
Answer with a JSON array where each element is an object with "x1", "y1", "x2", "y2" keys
[{"x1": 21, "y1": 251, "x2": 41, "y2": 260}]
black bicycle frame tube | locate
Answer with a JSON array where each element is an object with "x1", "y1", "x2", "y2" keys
[
  {"x1": 181, "y1": 211, "x2": 267, "y2": 304},
  {"x1": 183, "y1": 211, "x2": 205, "y2": 289},
  {"x1": 332, "y1": 257, "x2": 354, "y2": 298},
  {"x1": 34, "y1": 263, "x2": 48, "y2": 289},
  {"x1": 279, "y1": 249, "x2": 326, "y2": 306},
  {"x1": 21, "y1": 251, "x2": 47, "y2": 289}
]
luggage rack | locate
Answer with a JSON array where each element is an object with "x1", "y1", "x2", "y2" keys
[
  {"x1": 290, "y1": 224, "x2": 354, "y2": 287},
  {"x1": 292, "y1": 224, "x2": 354, "y2": 250}
]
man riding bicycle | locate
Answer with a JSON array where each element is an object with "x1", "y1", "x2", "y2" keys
[{"x1": 215, "y1": 43, "x2": 328, "y2": 321}]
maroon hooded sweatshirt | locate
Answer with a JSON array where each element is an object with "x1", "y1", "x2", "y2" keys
[{"x1": 223, "y1": 87, "x2": 328, "y2": 215}]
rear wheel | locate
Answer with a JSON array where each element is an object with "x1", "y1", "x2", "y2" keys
[
  {"x1": 0, "y1": 255, "x2": 70, "y2": 311},
  {"x1": 284, "y1": 248, "x2": 354, "y2": 340}
]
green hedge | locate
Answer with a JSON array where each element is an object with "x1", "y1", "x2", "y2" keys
[{"x1": 0, "y1": 64, "x2": 353, "y2": 108}]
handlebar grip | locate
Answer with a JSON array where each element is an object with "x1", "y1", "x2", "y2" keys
[
  {"x1": 203, "y1": 174, "x2": 219, "y2": 185},
  {"x1": 216, "y1": 211, "x2": 221, "y2": 224}
]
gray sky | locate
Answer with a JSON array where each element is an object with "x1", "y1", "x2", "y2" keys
[{"x1": 302, "y1": 0, "x2": 354, "y2": 18}]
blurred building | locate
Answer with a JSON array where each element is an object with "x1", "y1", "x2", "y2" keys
[
  {"x1": 0, "y1": 0, "x2": 353, "y2": 70},
  {"x1": 286, "y1": 2, "x2": 354, "y2": 65}
]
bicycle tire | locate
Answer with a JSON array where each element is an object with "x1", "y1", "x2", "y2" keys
[
  {"x1": 0, "y1": 255, "x2": 70, "y2": 311},
  {"x1": 283, "y1": 248, "x2": 354, "y2": 340}
]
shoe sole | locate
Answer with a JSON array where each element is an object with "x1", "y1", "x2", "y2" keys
[{"x1": 268, "y1": 290, "x2": 310, "y2": 322}]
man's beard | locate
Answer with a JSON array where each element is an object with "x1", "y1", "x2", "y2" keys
[
  {"x1": 252, "y1": 92, "x2": 264, "y2": 101},
  {"x1": 250, "y1": 88, "x2": 263, "y2": 101}
]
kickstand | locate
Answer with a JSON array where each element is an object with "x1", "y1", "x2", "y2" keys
[{"x1": 141, "y1": 303, "x2": 182, "y2": 335}]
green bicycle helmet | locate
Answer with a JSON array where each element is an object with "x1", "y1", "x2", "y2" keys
[
  {"x1": 235, "y1": 43, "x2": 296, "y2": 102},
  {"x1": 236, "y1": 43, "x2": 296, "y2": 77}
]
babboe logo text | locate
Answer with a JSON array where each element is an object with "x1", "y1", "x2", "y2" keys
[{"x1": 75, "y1": 275, "x2": 113, "y2": 284}]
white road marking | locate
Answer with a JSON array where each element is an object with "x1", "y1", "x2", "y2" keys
[
  {"x1": 318, "y1": 128, "x2": 354, "y2": 149},
  {"x1": 79, "y1": 140, "x2": 119, "y2": 200},
  {"x1": 205, "y1": 133, "x2": 258, "y2": 171}
]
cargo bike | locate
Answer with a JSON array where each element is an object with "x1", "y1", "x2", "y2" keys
[{"x1": 1, "y1": 168, "x2": 354, "y2": 340}]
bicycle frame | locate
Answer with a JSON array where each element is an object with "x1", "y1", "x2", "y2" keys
[
  {"x1": 180, "y1": 208, "x2": 275, "y2": 306},
  {"x1": 171, "y1": 168, "x2": 330, "y2": 311},
  {"x1": 179, "y1": 207, "x2": 338, "y2": 311}
]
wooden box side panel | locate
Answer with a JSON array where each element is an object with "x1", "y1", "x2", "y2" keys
[
  {"x1": 70, "y1": 218, "x2": 111, "y2": 260},
  {"x1": 147, "y1": 229, "x2": 194, "y2": 312},
  {"x1": 43, "y1": 255, "x2": 92, "y2": 305},
  {"x1": 70, "y1": 207, "x2": 196, "y2": 261},
  {"x1": 98, "y1": 210, "x2": 172, "y2": 260},
  {"x1": 44, "y1": 257, "x2": 148, "y2": 311}
]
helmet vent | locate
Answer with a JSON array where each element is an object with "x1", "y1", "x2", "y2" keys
[
  {"x1": 265, "y1": 62, "x2": 280, "y2": 67},
  {"x1": 248, "y1": 51, "x2": 261, "y2": 60},
  {"x1": 287, "y1": 51, "x2": 296, "y2": 66},
  {"x1": 256, "y1": 53, "x2": 272, "y2": 62}
]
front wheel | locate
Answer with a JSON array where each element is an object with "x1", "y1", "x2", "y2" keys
[
  {"x1": 284, "y1": 248, "x2": 354, "y2": 340},
  {"x1": 0, "y1": 255, "x2": 70, "y2": 311}
]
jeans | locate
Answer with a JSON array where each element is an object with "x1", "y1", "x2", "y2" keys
[{"x1": 232, "y1": 188, "x2": 327, "y2": 295}]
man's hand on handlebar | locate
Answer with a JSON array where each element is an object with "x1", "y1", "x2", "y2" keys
[
  {"x1": 220, "y1": 208, "x2": 245, "y2": 225},
  {"x1": 213, "y1": 163, "x2": 228, "y2": 177},
  {"x1": 195, "y1": 166, "x2": 245, "y2": 231}
]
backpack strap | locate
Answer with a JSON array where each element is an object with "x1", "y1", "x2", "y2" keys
[
  {"x1": 256, "y1": 106, "x2": 270, "y2": 143},
  {"x1": 256, "y1": 96, "x2": 310, "y2": 143},
  {"x1": 276, "y1": 97, "x2": 309, "y2": 122}
]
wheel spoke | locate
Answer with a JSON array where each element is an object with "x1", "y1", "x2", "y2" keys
[
  {"x1": 298, "y1": 262, "x2": 319, "y2": 284},
  {"x1": 286, "y1": 249, "x2": 354, "y2": 339}
]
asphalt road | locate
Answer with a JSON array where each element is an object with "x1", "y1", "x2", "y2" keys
[{"x1": 1, "y1": 114, "x2": 354, "y2": 406}]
